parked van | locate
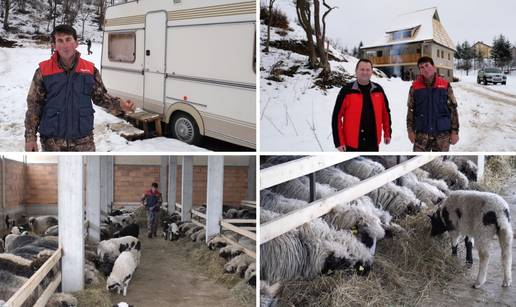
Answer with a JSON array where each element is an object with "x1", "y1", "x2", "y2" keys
[{"x1": 101, "y1": 0, "x2": 256, "y2": 148}]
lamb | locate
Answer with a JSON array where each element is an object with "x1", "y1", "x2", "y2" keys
[
  {"x1": 224, "y1": 254, "x2": 254, "y2": 277},
  {"x1": 163, "y1": 222, "x2": 179, "y2": 241},
  {"x1": 260, "y1": 209, "x2": 373, "y2": 283},
  {"x1": 412, "y1": 168, "x2": 451, "y2": 195},
  {"x1": 421, "y1": 157, "x2": 469, "y2": 190},
  {"x1": 207, "y1": 235, "x2": 229, "y2": 250},
  {"x1": 190, "y1": 228, "x2": 206, "y2": 242},
  {"x1": 429, "y1": 190, "x2": 513, "y2": 288},
  {"x1": 113, "y1": 223, "x2": 140, "y2": 238},
  {"x1": 184, "y1": 225, "x2": 202, "y2": 237},
  {"x1": 28, "y1": 215, "x2": 58, "y2": 235},
  {"x1": 107, "y1": 251, "x2": 138, "y2": 296}
]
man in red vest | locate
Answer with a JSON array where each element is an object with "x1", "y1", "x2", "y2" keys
[
  {"x1": 332, "y1": 59, "x2": 392, "y2": 151},
  {"x1": 141, "y1": 182, "x2": 162, "y2": 238},
  {"x1": 24, "y1": 25, "x2": 135, "y2": 152},
  {"x1": 406, "y1": 56, "x2": 459, "y2": 151}
]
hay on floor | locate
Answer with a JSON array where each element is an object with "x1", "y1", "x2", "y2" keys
[{"x1": 277, "y1": 211, "x2": 468, "y2": 307}]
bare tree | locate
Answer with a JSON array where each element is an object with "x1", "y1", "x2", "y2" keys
[
  {"x1": 96, "y1": 0, "x2": 106, "y2": 30},
  {"x1": 313, "y1": 0, "x2": 336, "y2": 79},
  {"x1": 3, "y1": 0, "x2": 10, "y2": 30},
  {"x1": 263, "y1": 0, "x2": 276, "y2": 53},
  {"x1": 78, "y1": 0, "x2": 93, "y2": 39},
  {"x1": 295, "y1": 0, "x2": 318, "y2": 68},
  {"x1": 46, "y1": 0, "x2": 59, "y2": 32}
]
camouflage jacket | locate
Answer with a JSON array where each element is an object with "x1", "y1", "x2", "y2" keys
[
  {"x1": 406, "y1": 75, "x2": 459, "y2": 134},
  {"x1": 24, "y1": 53, "x2": 123, "y2": 142}
]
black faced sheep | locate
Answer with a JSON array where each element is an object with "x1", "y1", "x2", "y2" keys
[
  {"x1": 429, "y1": 190, "x2": 512, "y2": 288},
  {"x1": 163, "y1": 222, "x2": 179, "y2": 241},
  {"x1": 260, "y1": 209, "x2": 373, "y2": 284},
  {"x1": 113, "y1": 223, "x2": 140, "y2": 238}
]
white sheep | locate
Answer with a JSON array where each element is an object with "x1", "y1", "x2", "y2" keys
[
  {"x1": 336, "y1": 157, "x2": 385, "y2": 179},
  {"x1": 260, "y1": 209, "x2": 373, "y2": 283},
  {"x1": 28, "y1": 215, "x2": 58, "y2": 235},
  {"x1": 448, "y1": 156, "x2": 478, "y2": 181},
  {"x1": 97, "y1": 236, "x2": 140, "y2": 265},
  {"x1": 224, "y1": 254, "x2": 254, "y2": 276},
  {"x1": 421, "y1": 157, "x2": 469, "y2": 190},
  {"x1": 412, "y1": 168, "x2": 451, "y2": 195},
  {"x1": 107, "y1": 251, "x2": 138, "y2": 296},
  {"x1": 429, "y1": 190, "x2": 513, "y2": 288},
  {"x1": 400, "y1": 172, "x2": 446, "y2": 207}
]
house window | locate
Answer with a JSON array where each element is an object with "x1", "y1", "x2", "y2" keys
[
  {"x1": 376, "y1": 50, "x2": 383, "y2": 57},
  {"x1": 108, "y1": 32, "x2": 136, "y2": 63},
  {"x1": 448, "y1": 53, "x2": 451, "y2": 60},
  {"x1": 392, "y1": 29, "x2": 412, "y2": 40}
]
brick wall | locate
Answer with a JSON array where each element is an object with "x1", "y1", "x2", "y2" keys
[
  {"x1": 114, "y1": 165, "x2": 249, "y2": 207},
  {"x1": 20, "y1": 163, "x2": 250, "y2": 208},
  {"x1": 24, "y1": 164, "x2": 58, "y2": 204},
  {"x1": 4, "y1": 159, "x2": 25, "y2": 209}
]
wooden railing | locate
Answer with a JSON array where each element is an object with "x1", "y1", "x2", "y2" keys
[
  {"x1": 220, "y1": 219, "x2": 256, "y2": 258},
  {"x1": 260, "y1": 156, "x2": 437, "y2": 244},
  {"x1": 369, "y1": 53, "x2": 420, "y2": 65},
  {"x1": 6, "y1": 247, "x2": 63, "y2": 307}
]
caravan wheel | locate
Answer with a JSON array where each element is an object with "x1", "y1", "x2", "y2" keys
[{"x1": 169, "y1": 112, "x2": 201, "y2": 145}]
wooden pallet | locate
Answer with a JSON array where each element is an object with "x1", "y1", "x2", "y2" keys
[{"x1": 125, "y1": 110, "x2": 163, "y2": 138}]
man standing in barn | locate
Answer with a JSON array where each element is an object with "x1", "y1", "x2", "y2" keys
[
  {"x1": 332, "y1": 59, "x2": 392, "y2": 151},
  {"x1": 141, "y1": 182, "x2": 162, "y2": 239},
  {"x1": 24, "y1": 24, "x2": 135, "y2": 152},
  {"x1": 406, "y1": 56, "x2": 459, "y2": 151}
]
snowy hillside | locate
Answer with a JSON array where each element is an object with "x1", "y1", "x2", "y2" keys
[
  {"x1": 260, "y1": 3, "x2": 516, "y2": 152},
  {"x1": 0, "y1": 43, "x2": 207, "y2": 152},
  {"x1": 0, "y1": 1, "x2": 103, "y2": 46}
]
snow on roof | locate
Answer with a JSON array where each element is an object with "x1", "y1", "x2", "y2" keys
[{"x1": 362, "y1": 7, "x2": 455, "y2": 51}]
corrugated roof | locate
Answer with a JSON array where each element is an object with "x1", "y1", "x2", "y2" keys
[{"x1": 362, "y1": 7, "x2": 455, "y2": 51}]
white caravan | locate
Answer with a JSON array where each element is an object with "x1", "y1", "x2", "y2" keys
[{"x1": 101, "y1": 0, "x2": 256, "y2": 148}]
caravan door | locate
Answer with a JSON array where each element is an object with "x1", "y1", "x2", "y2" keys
[{"x1": 143, "y1": 11, "x2": 167, "y2": 114}]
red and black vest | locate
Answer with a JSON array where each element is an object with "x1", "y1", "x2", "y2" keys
[
  {"x1": 143, "y1": 189, "x2": 161, "y2": 212},
  {"x1": 38, "y1": 52, "x2": 95, "y2": 139},
  {"x1": 411, "y1": 75, "x2": 451, "y2": 134},
  {"x1": 331, "y1": 81, "x2": 392, "y2": 149}
]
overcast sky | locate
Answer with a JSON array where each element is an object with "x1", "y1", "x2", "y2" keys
[{"x1": 274, "y1": 0, "x2": 516, "y2": 49}]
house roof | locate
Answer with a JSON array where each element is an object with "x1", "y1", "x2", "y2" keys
[
  {"x1": 362, "y1": 7, "x2": 456, "y2": 51},
  {"x1": 473, "y1": 41, "x2": 492, "y2": 48}
]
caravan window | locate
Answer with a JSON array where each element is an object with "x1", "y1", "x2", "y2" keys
[{"x1": 108, "y1": 32, "x2": 136, "y2": 63}]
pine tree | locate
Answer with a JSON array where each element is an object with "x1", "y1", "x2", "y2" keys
[{"x1": 491, "y1": 34, "x2": 512, "y2": 69}]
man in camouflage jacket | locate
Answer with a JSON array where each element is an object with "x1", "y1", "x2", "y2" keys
[
  {"x1": 24, "y1": 24, "x2": 135, "y2": 151},
  {"x1": 406, "y1": 56, "x2": 459, "y2": 152}
]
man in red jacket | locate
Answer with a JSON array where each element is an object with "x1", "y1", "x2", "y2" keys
[
  {"x1": 141, "y1": 182, "x2": 162, "y2": 238},
  {"x1": 332, "y1": 59, "x2": 392, "y2": 151}
]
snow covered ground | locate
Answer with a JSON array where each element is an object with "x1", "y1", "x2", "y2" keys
[
  {"x1": 0, "y1": 43, "x2": 207, "y2": 152},
  {"x1": 260, "y1": 19, "x2": 516, "y2": 152}
]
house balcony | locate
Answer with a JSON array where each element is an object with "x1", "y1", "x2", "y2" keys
[{"x1": 368, "y1": 53, "x2": 420, "y2": 65}]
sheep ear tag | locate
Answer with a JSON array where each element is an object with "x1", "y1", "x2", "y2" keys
[{"x1": 351, "y1": 226, "x2": 359, "y2": 235}]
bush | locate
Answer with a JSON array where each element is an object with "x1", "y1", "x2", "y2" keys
[{"x1": 260, "y1": 5, "x2": 289, "y2": 30}]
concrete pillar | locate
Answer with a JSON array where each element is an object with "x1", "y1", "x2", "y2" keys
[
  {"x1": 477, "y1": 155, "x2": 485, "y2": 181},
  {"x1": 181, "y1": 156, "x2": 193, "y2": 221},
  {"x1": 86, "y1": 156, "x2": 101, "y2": 243},
  {"x1": 107, "y1": 156, "x2": 114, "y2": 212},
  {"x1": 100, "y1": 156, "x2": 109, "y2": 217},
  {"x1": 246, "y1": 156, "x2": 256, "y2": 201},
  {"x1": 58, "y1": 156, "x2": 84, "y2": 292},
  {"x1": 167, "y1": 156, "x2": 177, "y2": 214},
  {"x1": 206, "y1": 156, "x2": 224, "y2": 241},
  {"x1": 160, "y1": 156, "x2": 168, "y2": 202}
]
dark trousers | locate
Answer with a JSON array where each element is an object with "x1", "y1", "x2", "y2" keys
[{"x1": 346, "y1": 143, "x2": 379, "y2": 152}]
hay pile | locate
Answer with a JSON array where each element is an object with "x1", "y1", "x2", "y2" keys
[
  {"x1": 277, "y1": 211, "x2": 468, "y2": 307},
  {"x1": 73, "y1": 274, "x2": 112, "y2": 307},
  {"x1": 170, "y1": 238, "x2": 256, "y2": 306},
  {"x1": 481, "y1": 156, "x2": 516, "y2": 193}
]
